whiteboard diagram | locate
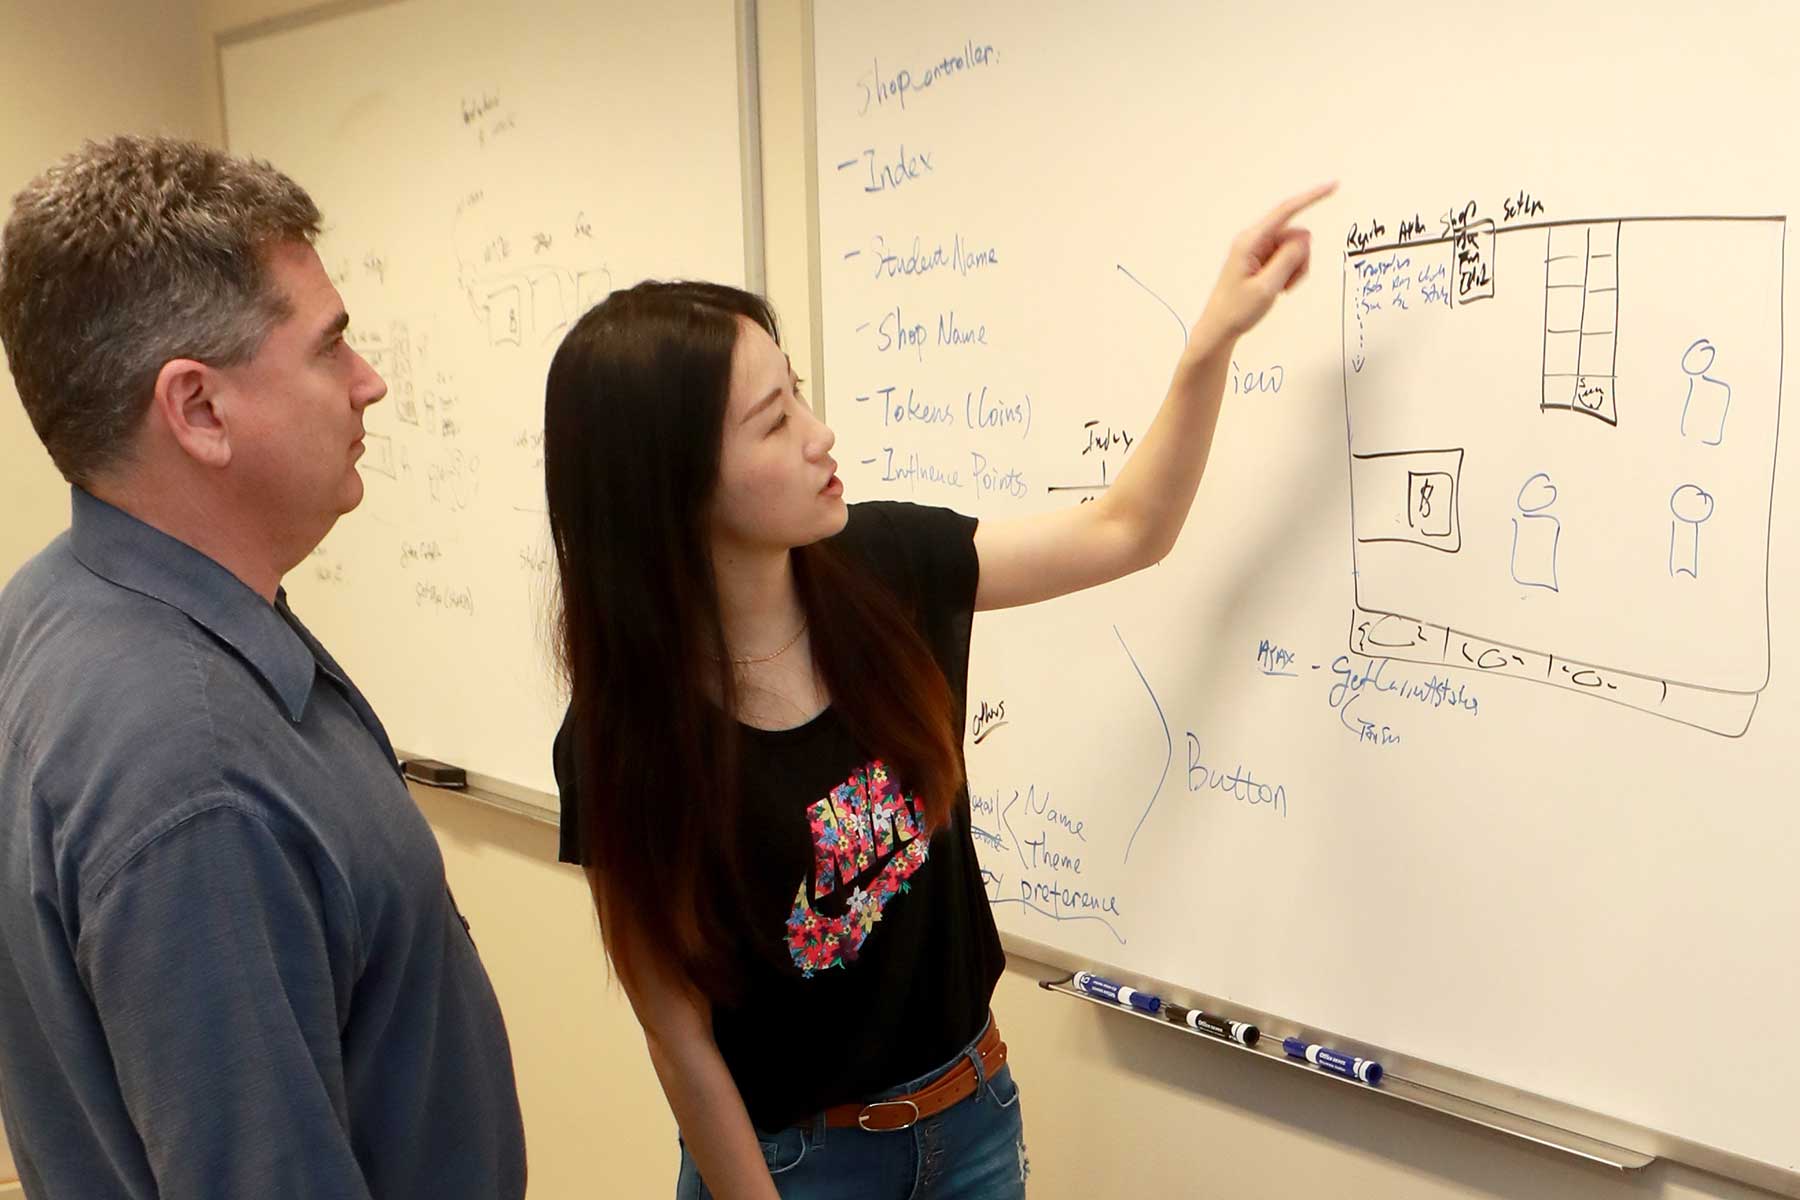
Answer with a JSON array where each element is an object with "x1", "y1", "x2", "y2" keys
[{"x1": 1342, "y1": 215, "x2": 1785, "y2": 735}]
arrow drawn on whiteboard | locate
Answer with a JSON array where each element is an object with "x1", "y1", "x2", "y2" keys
[
  {"x1": 1115, "y1": 625, "x2": 1171, "y2": 864},
  {"x1": 1115, "y1": 264, "x2": 1188, "y2": 348}
]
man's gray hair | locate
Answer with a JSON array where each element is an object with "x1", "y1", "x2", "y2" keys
[{"x1": 0, "y1": 135, "x2": 322, "y2": 485}]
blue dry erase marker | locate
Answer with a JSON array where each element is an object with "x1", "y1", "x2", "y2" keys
[
  {"x1": 1072, "y1": 971, "x2": 1162, "y2": 1014},
  {"x1": 1164, "y1": 1003, "x2": 1259, "y2": 1047},
  {"x1": 1283, "y1": 1037, "x2": 1383, "y2": 1085}
]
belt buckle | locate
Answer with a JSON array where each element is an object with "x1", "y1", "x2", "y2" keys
[{"x1": 857, "y1": 1098, "x2": 921, "y2": 1132}]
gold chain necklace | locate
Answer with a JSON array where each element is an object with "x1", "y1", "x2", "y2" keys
[{"x1": 726, "y1": 620, "x2": 809, "y2": 666}]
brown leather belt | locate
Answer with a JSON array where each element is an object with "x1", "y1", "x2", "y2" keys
[{"x1": 819, "y1": 1020, "x2": 1007, "y2": 1133}]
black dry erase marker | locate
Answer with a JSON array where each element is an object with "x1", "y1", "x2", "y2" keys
[{"x1": 1164, "y1": 1002, "x2": 1259, "y2": 1047}]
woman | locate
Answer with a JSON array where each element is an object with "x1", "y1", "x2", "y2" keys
[{"x1": 545, "y1": 184, "x2": 1332, "y2": 1199}]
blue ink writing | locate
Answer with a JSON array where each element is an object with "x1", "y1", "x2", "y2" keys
[
  {"x1": 856, "y1": 40, "x2": 998, "y2": 114},
  {"x1": 870, "y1": 233, "x2": 1000, "y2": 281},
  {"x1": 877, "y1": 384, "x2": 955, "y2": 427},
  {"x1": 1185, "y1": 734, "x2": 1287, "y2": 817},
  {"x1": 1231, "y1": 361, "x2": 1286, "y2": 396},
  {"x1": 1327, "y1": 654, "x2": 1480, "y2": 717},
  {"x1": 862, "y1": 144, "x2": 934, "y2": 194},
  {"x1": 966, "y1": 386, "x2": 1031, "y2": 437},
  {"x1": 1256, "y1": 639, "x2": 1298, "y2": 677}
]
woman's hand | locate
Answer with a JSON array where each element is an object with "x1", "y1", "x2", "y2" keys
[
  {"x1": 972, "y1": 181, "x2": 1339, "y2": 612},
  {"x1": 1191, "y1": 181, "x2": 1337, "y2": 349}
]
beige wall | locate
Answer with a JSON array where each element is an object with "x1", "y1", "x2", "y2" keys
[
  {"x1": 0, "y1": 0, "x2": 210, "y2": 578},
  {"x1": 0, "y1": 2, "x2": 1786, "y2": 1197},
  {"x1": 0, "y1": 0, "x2": 213, "y2": 1184}
]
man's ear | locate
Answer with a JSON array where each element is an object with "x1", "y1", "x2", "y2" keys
[{"x1": 151, "y1": 358, "x2": 232, "y2": 469}]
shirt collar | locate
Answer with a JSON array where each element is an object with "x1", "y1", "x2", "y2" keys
[{"x1": 67, "y1": 487, "x2": 319, "y2": 722}]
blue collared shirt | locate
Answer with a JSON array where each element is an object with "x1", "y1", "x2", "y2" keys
[{"x1": 0, "y1": 489, "x2": 525, "y2": 1200}]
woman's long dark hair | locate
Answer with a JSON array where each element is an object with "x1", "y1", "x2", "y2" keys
[{"x1": 545, "y1": 281, "x2": 962, "y2": 1000}]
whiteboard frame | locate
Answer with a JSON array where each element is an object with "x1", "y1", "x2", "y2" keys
[
  {"x1": 798, "y1": 0, "x2": 826, "y2": 420},
  {"x1": 425, "y1": 762, "x2": 561, "y2": 825},
  {"x1": 734, "y1": 0, "x2": 767, "y2": 295}
]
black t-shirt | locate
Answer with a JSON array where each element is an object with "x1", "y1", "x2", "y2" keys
[{"x1": 554, "y1": 501, "x2": 1006, "y2": 1130}]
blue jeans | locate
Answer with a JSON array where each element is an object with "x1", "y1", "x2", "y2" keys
[{"x1": 676, "y1": 1021, "x2": 1028, "y2": 1199}]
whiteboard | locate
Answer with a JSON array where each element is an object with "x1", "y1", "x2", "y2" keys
[
  {"x1": 813, "y1": 0, "x2": 1796, "y2": 1176},
  {"x1": 223, "y1": 0, "x2": 751, "y2": 795}
]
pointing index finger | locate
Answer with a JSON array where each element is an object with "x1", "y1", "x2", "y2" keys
[{"x1": 1257, "y1": 181, "x2": 1338, "y2": 238}]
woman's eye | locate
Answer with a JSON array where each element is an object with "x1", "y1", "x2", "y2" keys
[{"x1": 771, "y1": 413, "x2": 788, "y2": 432}]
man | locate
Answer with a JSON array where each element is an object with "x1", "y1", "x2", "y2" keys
[{"x1": 0, "y1": 136, "x2": 525, "y2": 1198}]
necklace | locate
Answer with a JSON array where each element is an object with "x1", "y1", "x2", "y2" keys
[{"x1": 726, "y1": 620, "x2": 809, "y2": 666}]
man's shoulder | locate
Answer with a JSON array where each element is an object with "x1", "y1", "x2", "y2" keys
[
  {"x1": 0, "y1": 529, "x2": 78, "y2": 618},
  {"x1": 1, "y1": 531, "x2": 219, "y2": 720},
  {"x1": 0, "y1": 537, "x2": 258, "y2": 849}
]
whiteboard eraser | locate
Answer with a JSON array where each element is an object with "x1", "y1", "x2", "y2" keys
[{"x1": 401, "y1": 758, "x2": 467, "y2": 789}]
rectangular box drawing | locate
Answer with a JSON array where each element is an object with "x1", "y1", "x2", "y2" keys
[
  {"x1": 1542, "y1": 221, "x2": 1621, "y2": 423},
  {"x1": 1453, "y1": 216, "x2": 1496, "y2": 305},
  {"x1": 360, "y1": 432, "x2": 397, "y2": 480},
  {"x1": 1342, "y1": 215, "x2": 1785, "y2": 735},
  {"x1": 1351, "y1": 448, "x2": 1465, "y2": 552}
]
